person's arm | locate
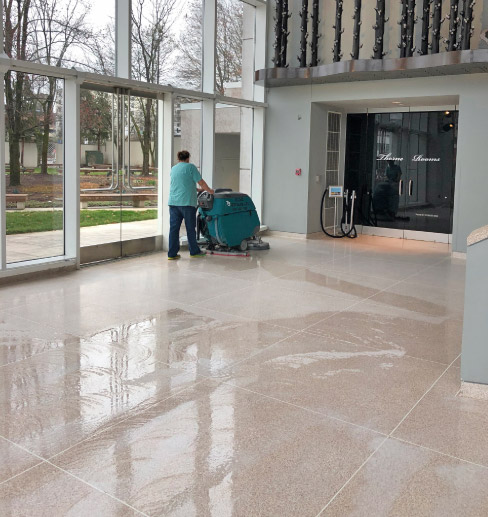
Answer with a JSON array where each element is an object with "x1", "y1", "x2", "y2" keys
[{"x1": 198, "y1": 179, "x2": 214, "y2": 194}]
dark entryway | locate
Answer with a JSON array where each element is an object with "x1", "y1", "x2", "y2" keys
[{"x1": 344, "y1": 111, "x2": 458, "y2": 239}]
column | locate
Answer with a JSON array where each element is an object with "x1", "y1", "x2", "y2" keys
[
  {"x1": 64, "y1": 77, "x2": 81, "y2": 266},
  {"x1": 251, "y1": 3, "x2": 267, "y2": 219},
  {"x1": 160, "y1": 93, "x2": 174, "y2": 251}
]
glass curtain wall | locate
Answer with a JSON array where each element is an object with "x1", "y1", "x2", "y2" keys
[
  {"x1": 0, "y1": 0, "x2": 265, "y2": 274},
  {"x1": 215, "y1": 0, "x2": 256, "y2": 100},
  {"x1": 4, "y1": 72, "x2": 64, "y2": 264},
  {"x1": 131, "y1": 0, "x2": 203, "y2": 90}
]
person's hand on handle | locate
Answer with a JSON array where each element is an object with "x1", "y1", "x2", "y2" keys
[{"x1": 198, "y1": 179, "x2": 214, "y2": 195}]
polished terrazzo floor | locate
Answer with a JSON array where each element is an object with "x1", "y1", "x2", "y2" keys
[{"x1": 1, "y1": 234, "x2": 486, "y2": 516}]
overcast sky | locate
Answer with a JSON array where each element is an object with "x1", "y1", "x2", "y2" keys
[{"x1": 85, "y1": 0, "x2": 189, "y2": 30}]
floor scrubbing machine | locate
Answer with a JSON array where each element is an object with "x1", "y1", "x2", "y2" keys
[{"x1": 197, "y1": 189, "x2": 269, "y2": 256}]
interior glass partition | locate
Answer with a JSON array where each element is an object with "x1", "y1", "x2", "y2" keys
[
  {"x1": 4, "y1": 72, "x2": 64, "y2": 264},
  {"x1": 176, "y1": 98, "x2": 203, "y2": 169},
  {"x1": 214, "y1": 103, "x2": 253, "y2": 194}
]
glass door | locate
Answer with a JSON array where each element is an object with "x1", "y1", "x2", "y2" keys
[
  {"x1": 80, "y1": 88, "x2": 160, "y2": 264},
  {"x1": 79, "y1": 88, "x2": 124, "y2": 263},
  {"x1": 120, "y1": 93, "x2": 159, "y2": 256},
  {"x1": 366, "y1": 112, "x2": 409, "y2": 238},
  {"x1": 403, "y1": 111, "x2": 457, "y2": 242},
  {"x1": 345, "y1": 111, "x2": 458, "y2": 243}
]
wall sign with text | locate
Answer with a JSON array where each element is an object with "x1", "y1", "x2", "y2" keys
[{"x1": 377, "y1": 153, "x2": 441, "y2": 162}]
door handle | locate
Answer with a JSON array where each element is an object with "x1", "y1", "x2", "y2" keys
[
  {"x1": 409, "y1": 179, "x2": 413, "y2": 196},
  {"x1": 398, "y1": 180, "x2": 403, "y2": 196}
]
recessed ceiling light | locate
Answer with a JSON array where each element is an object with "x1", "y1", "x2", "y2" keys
[{"x1": 392, "y1": 101, "x2": 402, "y2": 104}]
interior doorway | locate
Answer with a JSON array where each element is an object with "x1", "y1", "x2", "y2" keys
[{"x1": 344, "y1": 110, "x2": 458, "y2": 243}]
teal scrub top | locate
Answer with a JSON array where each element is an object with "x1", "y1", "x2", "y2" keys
[{"x1": 168, "y1": 162, "x2": 202, "y2": 207}]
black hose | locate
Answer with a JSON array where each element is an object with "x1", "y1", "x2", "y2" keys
[{"x1": 320, "y1": 189, "x2": 358, "y2": 239}]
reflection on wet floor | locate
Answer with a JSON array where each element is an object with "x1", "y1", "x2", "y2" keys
[{"x1": 1, "y1": 235, "x2": 487, "y2": 516}]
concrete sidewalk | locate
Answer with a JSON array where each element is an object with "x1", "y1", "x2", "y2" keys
[{"x1": 7, "y1": 219, "x2": 159, "y2": 264}]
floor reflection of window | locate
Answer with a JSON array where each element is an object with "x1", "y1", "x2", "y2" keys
[{"x1": 208, "y1": 384, "x2": 235, "y2": 516}]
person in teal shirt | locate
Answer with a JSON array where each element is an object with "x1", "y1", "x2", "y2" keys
[{"x1": 168, "y1": 150, "x2": 214, "y2": 260}]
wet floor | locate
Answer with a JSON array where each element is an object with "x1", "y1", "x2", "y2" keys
[{"x1": 1, "y1": 234, "x2": 487, "y2": 516}]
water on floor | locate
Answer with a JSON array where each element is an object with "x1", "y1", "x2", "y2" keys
[{"x1": 1, "y1": 234, "x2": 485, "y2": 516}]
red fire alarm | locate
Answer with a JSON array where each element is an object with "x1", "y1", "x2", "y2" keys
[{"x1": 295, "y1": 168, "x2": 302, "y2": 176}]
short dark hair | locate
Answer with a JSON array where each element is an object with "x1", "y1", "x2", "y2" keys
[{"x1": 177, "y1": 150, "x2": 190, "y2": 161}]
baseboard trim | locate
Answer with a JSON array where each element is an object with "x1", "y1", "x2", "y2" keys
[
  {"x1": 0, "y1": 261, "x2": 77, "y2": 285},
  {"x1": 265, "y1": 230, "x2": 308, "y2": 240},
  {"x1": 459, "y1": 381, "x2": 488, "y2": 400},
  {"x1": 452, "y1": 252, "x2": 467, "y2": 260}
]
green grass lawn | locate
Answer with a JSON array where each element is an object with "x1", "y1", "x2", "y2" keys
[{"x1": 6, "y1": 209, "x2": 157, "y2": 235}]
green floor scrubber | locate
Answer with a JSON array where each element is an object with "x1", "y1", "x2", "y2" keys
[{"x1": 197, "y1": 189, "x2": 270, "y2": 256}]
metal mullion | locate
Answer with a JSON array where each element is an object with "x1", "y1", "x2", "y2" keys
[
  {"x1": 0, "y1": 58, "x2": 78, "y2": 79},
  {"x1": 0, "y1": 58, "x2": 264, "y2": 109},
  {"x1": 160, "y1": 93, "x2": 174, "y2": 250},
  {"x1": 0, "y1": 68, "x2": 6, "y2": 270},
  {"x1": 201, "y1": 0, "x2": 217, "y2": 185},
  {"x1": 240, "y1": 0, "x2": 266, "y2": 7},
  {"x1": 115, "y1": 0, "x2": 131, "y2": 79}
]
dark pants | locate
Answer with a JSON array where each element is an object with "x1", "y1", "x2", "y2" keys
[{"x1": 168, "y1": 205, "x2": 201, "y2": 257}]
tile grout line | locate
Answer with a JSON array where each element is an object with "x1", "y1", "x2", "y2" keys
[
  {"x1": 1, "y1": 249, "x2": 456, "y2": 344},
  {"x1": 0, "y1": 332, "x2": 303, "y2": 508},
  {"x1": 44, "y1": 329, "x2": 303, "y2": 465},
  {"x1": 300, "y1": 328, "x2": 459, "y2": 368},
  {"x1": 0, "y1": 434, "x2": 48, "y2": 488},
  {"x1": 300, "y1": 253, "x2": 454, "y2": 334},
  {"x1": 185, "y1": 262, "x2": 315, "y2": 307},
  {"x1": 388, "y1": 353, "x2": 461, "y2": 437},
  {"x1": 0, "y1": 461, "x2": 47, "y2": 488},
  {"x1": 216, "y1": 379, "x2": 388, "y2": 439},
  {"x1": 315, "y1": 353, "x2": 461, "y2": 515},
  {"x1": 390, "y1": 436, "x2": 488, "y2": 471},
  {"x1": 0, "y1": 240, "x2": 462, "y2": 511},
  {"x1": 46, "y1": 376, "x2": 210, "y2": 463},
  {"x1": 151, "y1": 329, "x2": 389, "y2": 439},
  {"x1": 316, "y1": 436, "x2": 390, "y2": 517},
  {"x1": 0, "y1": 376, "x2": 209, "y2": 488},
  {"x1": 44, "y1": 459, "x2": 150, "y2": 516}
]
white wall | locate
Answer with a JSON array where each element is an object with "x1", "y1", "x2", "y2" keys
[
  {"x1": 263, "y1": 86, "x2": 312, "y2": 234},
  {"x1": 263, "y1": 73, "x2": 488, "y2": 252}
]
